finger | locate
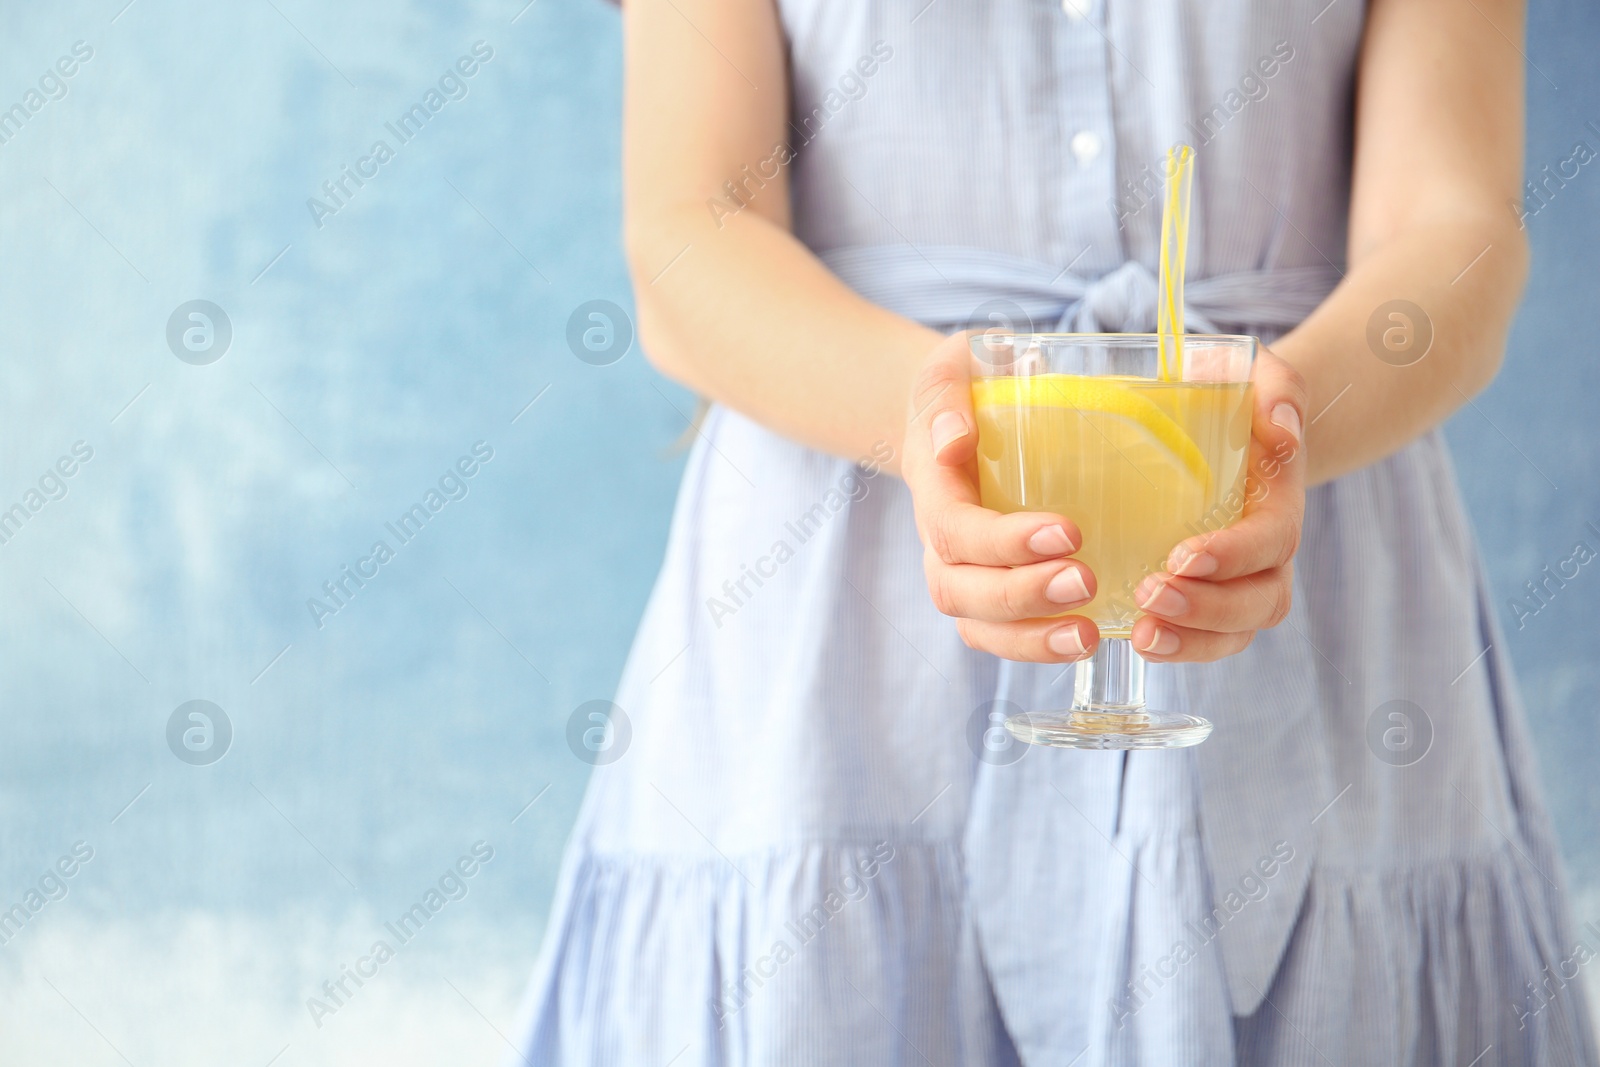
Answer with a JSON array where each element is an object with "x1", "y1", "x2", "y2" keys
[
  {"x1": 926, "y1": 554, "x2": 1097, "y2": 623},
  {"x1": 1128, "y1": 615, "x2": 1256, "y2": 664},
  {"x1": 955, "y1": 616, "x2": 1099, "y2": 664},
  {"x1": 1168, "y1": 438, "x2": 1301, "y2": 580},
  {"x1": 922, "y1": 503, "x2": 1083, "y2": 567},
  {"x1": 902, "y1": 334, "x2": 1085, "y2": 566},
  {"x1": 1165, "y1": 347, "x2": 1307, "y2": 582},
  {"x1": 1249, "y1": 345, "x2": 1308, "y2": 459},
  {"x1": 904, "y1": 332, "x2": 981, "y2": 478},
  {"x1": 1131, "y1": 568, "x2": 1293, "y2": 634}
]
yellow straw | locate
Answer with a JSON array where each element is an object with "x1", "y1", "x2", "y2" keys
[{"x1": 1157, "y1": 144, "x2": 1194, "y2": 381}]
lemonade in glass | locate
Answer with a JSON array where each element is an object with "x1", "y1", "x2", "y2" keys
[{"x1": 970, "y1": 332, "x2": 1256, "y2": 748}]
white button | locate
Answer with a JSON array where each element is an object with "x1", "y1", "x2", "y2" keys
[
  {"x1": 1070, "y1": 129, "x2": 1102, "y2": 166},
  {"x1": 1061, "y1": 0, "x2": 1092, "y2": 20}
]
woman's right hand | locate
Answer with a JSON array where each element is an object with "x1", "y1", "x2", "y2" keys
[{"x1": 900, "y1": 333, "x2": 1101, "y2": 664}]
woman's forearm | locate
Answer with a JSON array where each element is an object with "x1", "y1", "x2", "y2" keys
[
  {"x1": 633, "y1": 198, "x2": 1529, "y2": 489},
  {"x1": 627, "y1": 204, "x2": 939, "y2": 472},
  {"x1": 1273, "y1": 213, "x2": 1529, "y2": 487},
  {"x1": 1274, "y1": 0, "x2": 1527, "y2": 487},
  {"x1": 620, "y1": 0, "x2": 937, "y2": 473}
]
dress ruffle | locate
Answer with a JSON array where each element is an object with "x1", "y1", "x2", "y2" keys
[
  {"x1": 1237, "y1": 846, "x2": 1597, "y2": 1065},
  {"x1": 509, "y1": 842, "x2": 1018, "y2": 1066},
  {"x1": 508, "y1": 839, "x2": 1596, "y2": 1065}
]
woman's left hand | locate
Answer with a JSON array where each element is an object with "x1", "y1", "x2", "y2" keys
[{"x1": 1128, "y1": 347, "x2": 1309, "y2": 662}]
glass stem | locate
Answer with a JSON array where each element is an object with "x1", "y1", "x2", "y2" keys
[{"x1": 1072, "y1": 637, "x2": 1146, "y2": 713}]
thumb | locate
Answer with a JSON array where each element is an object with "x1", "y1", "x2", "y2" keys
[
  {"x1": 908, "y1": 331, "x2": 978, "y2": 469},
  {"x1": 1251, "y1": 345, "x2": 1307, "y2": 458}
]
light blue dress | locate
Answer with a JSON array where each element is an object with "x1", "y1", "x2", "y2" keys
[{"x1": 509, "y1": 0, "x2": 1597, "y2": 1063}]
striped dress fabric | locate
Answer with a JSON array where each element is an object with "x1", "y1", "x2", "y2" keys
[{"x1": 507, "y1": 0, "x2": 1599, "y2": 1063}]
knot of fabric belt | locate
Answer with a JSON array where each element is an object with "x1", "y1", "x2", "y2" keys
[
  {"x1": 1068, "y1": 259, "x2": 1171, "y2": 332},
  {"x1": 819, "y1": 244, "x2": 1341, "y2": 336}
]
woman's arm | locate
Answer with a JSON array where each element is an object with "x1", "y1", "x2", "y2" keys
[
  {"x1": 1275, "y1": 0, "x2": 1529, "y2": 486},
  {"x1": 627, "y1": 0, "x2": 1528, "y2": 487},
  {"x1": 623, "y1": 0, "x2": 1522, "y2": 665},
  {"x1": 622, "y1": 0, "x2": 938, "y2": 471}
]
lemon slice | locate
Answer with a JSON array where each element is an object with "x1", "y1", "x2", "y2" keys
[{"x1": 971, "y1": 374, "x2": 1211, "y2": 489}]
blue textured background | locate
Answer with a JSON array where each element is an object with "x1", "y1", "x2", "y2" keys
[{"x1": 0, "y1": 0, "x2": 1594, "y2": 1062}]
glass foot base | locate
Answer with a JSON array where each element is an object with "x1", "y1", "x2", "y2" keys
[{"x1": 1005, "y1": 709, "x2": 1213, "y2": 750}]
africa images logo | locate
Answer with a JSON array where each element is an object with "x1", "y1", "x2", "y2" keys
[
  {"x1": 305, "y1": 841, "x2": 495, "y2": 1029},
  {"x1": 0, "y1": 40, "x2": 94, "y2": 151},
  {"x1": 0, "y1": 441, "x2": 94, "y2": 549},
  {"x1": 306, "y1": 442, "x2": 495, "y2": 629},
  {"x1": 306, "y1": 41, "x2": 495, "y2": 229}
]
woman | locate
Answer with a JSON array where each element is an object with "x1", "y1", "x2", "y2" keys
[{"x1": 512, "y1": 0, "x2": 1596, "y2": 1062}]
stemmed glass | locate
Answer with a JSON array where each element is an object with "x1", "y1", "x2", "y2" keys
[{"x1": 970, "y1": 332, "x2": 1256, "y2": 749}]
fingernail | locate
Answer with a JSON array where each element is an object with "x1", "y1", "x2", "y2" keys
[
  {"x1": 1270, "y1": 402, "x2": 1302, "y2": 444},
  {"x1": 1048, "y1": 625, "x2": 1086, "y2": 657},
  {"x1": 1045, "y1": 565, "x2": 1090, "y2": 605},
  {"x1": 1028, "y1": 523, "x2": 1072, "y2": 556},
  {"x1": 1167, "y1": 545, "x2": 1217, "y2": 577},
  {"x1": 931, "y1": 411, "x2": 969, "y2": 457},
  {"x1": 1136, "y1": 577, "x2": 1188, "y2": 617},
  {"x1": 1138, "y1": 626, "x2": 1181, "y2": 656}
]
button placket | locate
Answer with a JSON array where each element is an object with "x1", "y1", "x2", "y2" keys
[{"x1": 1053, "y1": 0, "x2": 1122, "y2": 275}]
